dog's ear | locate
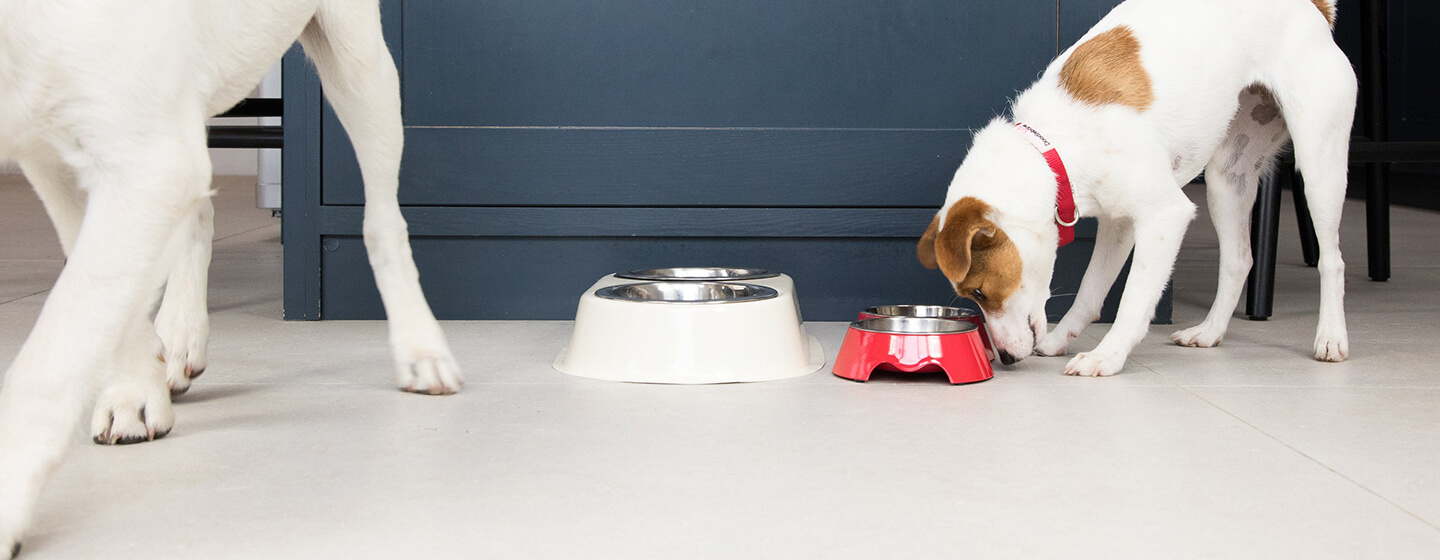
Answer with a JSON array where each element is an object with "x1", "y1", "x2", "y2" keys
[
  {"x1": 928, "y1": 197, "x2": 998, "y2": 282},
  {"x1": 917, "y1": 215, "x2": 941, "y2": 269}
]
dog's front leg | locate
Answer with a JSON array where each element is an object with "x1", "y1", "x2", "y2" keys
[
  {"x1": 90, "y1": 313, "x2": 175, "y2": 444},
  {"x1": 1037, "y1": 218, "x2": 1135, "y2": 356},
  {"x1": 1065, "y1": 196, "x2": 1195, "y2": 377},
  {"x1": 0, "y1": 135, "x2": 209, "y2": 555}
]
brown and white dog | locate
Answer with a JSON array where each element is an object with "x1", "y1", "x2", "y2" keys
[
  {"x1": 918, "y1": 0, "x2": 1354, "y2": 376},
  {"x1": 0, "y1": 1, "x2": 460, "y2": 555}
]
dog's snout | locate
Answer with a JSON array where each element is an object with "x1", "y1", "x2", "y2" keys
[{"x1": 998, "y1": 350, "x2": 1019, "y2": 366}]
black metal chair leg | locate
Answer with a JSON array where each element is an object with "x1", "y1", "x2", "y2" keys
[
  {"x1": 1246, "y1": 172, "x2": 1282, "y2": 320},
  {"x1": 1290, "y1": 167, "x2": 1319, "y2": 267},
  {"x1": 1361, "y1": 0, "x2": 1391, "y2": 282},
  {"x1": 1366, "y1": 162, "x2": 1391, "y2": 281}
]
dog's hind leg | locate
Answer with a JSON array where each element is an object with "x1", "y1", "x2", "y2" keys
[
  {"x1": 155, "y1": 199, "x2": 213, "y2": 395},
  {"x1": 1172, "y1": 87, "x2": 1291, "y2": 348},
  {"x1": 1037, "y1": 218, "x2": 1134, "y2": 357},
  {"x1": 1266, "y1": 44, "x2": 1357, "y2": 362},
  {"x1": 0, "y1": 125, "x2": 210, "y2": 555},
  {"x1": 298, "y1": 1, "x2": 462, "y2": 394}
]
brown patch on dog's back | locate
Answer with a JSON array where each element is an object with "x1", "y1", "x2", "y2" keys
[
  {"x1": 1312, "y1": 0, "x2": 1336, "y2": 27},
  {"x1": 1059, "y1": 26, "x2": 1154, "y2": 112},
  {"x1": 916, "y1": 198, "x2": 1022, "y2": 313}
]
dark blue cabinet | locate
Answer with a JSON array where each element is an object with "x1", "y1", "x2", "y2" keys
[{"x1": 284, "y1": 0, "x2": 1161, "y2": 322}]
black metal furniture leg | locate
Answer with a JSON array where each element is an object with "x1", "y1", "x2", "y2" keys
[
  {"x1": 1366, "y1": 162, "x2": 1391, "y2": 280},
  {"x1": 1246, "y1": 172, "x2": 1282, "y2": 320},
  {"x1": 1361, "y1": 0, "x2": 1391, "y2": 282},
  {"x1": 1290, "y1": 167, "x2": 1319, "y2": 267}
]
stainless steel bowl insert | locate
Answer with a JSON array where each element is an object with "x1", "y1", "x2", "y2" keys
[
  {"x1": 616, "y1": 267, "x2": 779, "y2": 281},
  {"x1": 851, "y1": 317, "x2": 978, "y2": 335},
  {"x1": 863, "y1": 305, "x2": 979, "y2": 319},
  {"x1": 594, "y1": 282, "x2": 779, "y2": 304}
]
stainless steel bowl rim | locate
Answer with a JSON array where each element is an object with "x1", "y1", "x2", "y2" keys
[
  {"x1": 850, "y1": 317, "x2": 979, "y2": 335},
  {"x1": 616, "y1": 267, "x2": 780, "y2": 281},
  {"x1": 862, "y1": 305, "x2": 979, "y2": 319},
  {"x1": 594, "y1": 281, "x2": 780, "y2": 304}
]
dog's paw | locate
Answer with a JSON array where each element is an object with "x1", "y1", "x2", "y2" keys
[
  {"x1": 91, "y1": 366, "x2": 174, "y2": 445},
  {"x1": 393, "y1": 342, "x2": 463, "y2": 395},
  {"x1": 1, "y1": 468, "x2": 32, "y2": 558},
  {"x1": 157, "y1": 314, "x2": 208, "y2": 396},
  {"x1": 396, "y1": 353, "x2": 463, "y2": 395},
  {"x1": 162, "y1": 347, "x2": 207, "y2": 396},
  {"x1": 1063, "y1": 351, "x2": 1126, "y2": 377},
  {"x1": 1314, "y1": 326, "x2": 1349, "y2": 362},
  {"x1": 1170, "y1": 323, "x2": 1223, "y2": 348},
  {"x1": 0, "y1": 498, "x2": 19, "y2": 559},
  {"x1": 1035, "y1": 330, "x2": 1076, "y2": 357}
]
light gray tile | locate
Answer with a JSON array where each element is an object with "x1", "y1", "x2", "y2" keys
[
  {"x1": 0, "y1": 261, "x2": 59, "y2": 304},
  {"x1": 23, "y1": 383, "x2": 1440, "y2": 560},
  {"x1": 1191, "y1": 387, "x2": 1440, "y2": 529}
]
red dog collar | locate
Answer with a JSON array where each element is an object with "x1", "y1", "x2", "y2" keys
[{"x1": 1014, "y1": 122, "x2": 1079, "y2": 247}]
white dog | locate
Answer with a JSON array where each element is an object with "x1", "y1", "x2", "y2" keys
[
  {"x1": 0, "y1": 1, "x2": 461, "y2": 555},
  {"x1": 917, "y1": 0, "x2": 1353, "y2": 376}
]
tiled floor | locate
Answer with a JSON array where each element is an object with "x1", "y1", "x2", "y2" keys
[{"x1": 2, "y1": 173, "x2": 1439, "y2": 559}]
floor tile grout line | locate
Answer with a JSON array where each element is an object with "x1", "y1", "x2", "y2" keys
[
  {"x1": 0, "y1": 288, "x2": 51, "y2": 307},
  {"x1": 213, "y1": 222, "x2": 281, "y2": 244},
  {"x1": 1141, "y1": 358, "x2": 1440, "y2": 533}
]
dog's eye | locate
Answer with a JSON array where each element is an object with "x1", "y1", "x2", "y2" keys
[{"x1": 971, "y1": 289, "x2": 986, "y2": 301}]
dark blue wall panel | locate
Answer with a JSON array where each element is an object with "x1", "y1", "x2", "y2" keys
[
  {"x1": 325, "y1": 0, "x2": 1060, "y2": 206},
  {"x1": 400, "y1": 0, "x2": 1054, "y2": 129},
  {"x1": 1059, "y1": 0, "x2": 1122, "y2": 47},
  {"x1": 321, "y1": 236, "x2": 962, "y2": 320},
  {"x1": 329, "y1": 128, "x2": 970, "y2": 207},
  {"x1": 289, "y1": 0, "x2": 1174, "y2": 324},
  {"x1": 1385, "y1": 1, "x2": 1440, "y2": 209},
  {"x1": 313, "y1": 212, "x2": 1127, "y2": 322}
]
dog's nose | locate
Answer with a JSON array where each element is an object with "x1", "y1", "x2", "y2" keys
[{"x1": 998, "y1": 350, "x2": 1019, "y2": 366}]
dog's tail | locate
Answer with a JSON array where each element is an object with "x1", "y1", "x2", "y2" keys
[{"x1": 1312, "y1": 0, "x2": 1338, "y2": 30}]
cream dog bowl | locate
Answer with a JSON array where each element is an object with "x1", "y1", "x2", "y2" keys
[
  {"x1": 554, "y1": 271, "x2": 824, "y2": 384},
  {"x1": 616, "y1": 267, "x2": 780, "y2": 281}
]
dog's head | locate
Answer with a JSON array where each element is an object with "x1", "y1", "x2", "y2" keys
[
  {"x1": 917, "y1": 120, "x2": 1066, "y2": 364},
  {"x1": 918, "y1": 197, "x2": 1053, "y2": 364},
  {"x1": 918, "y1": 197, "x2": 1052, "y2": 364}
]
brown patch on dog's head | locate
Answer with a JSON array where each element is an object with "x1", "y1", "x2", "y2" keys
[
  {"x1": 1059, "y1": 25, "x2": 1154, "y2": 112},
  {"x1": 917, "y1": 198, "x2": 1022, "y2": 313},
  {"x1": 1311, "y1": 0, "x2": 1336, "y2": 28}
]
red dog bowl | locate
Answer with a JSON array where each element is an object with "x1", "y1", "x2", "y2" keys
[
  {"x1": 859, "y1": 305, "x2": 993, "y2": 351},
  {"x1": 832, "y1": 318, "x2": 993, "y2": 385}
]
